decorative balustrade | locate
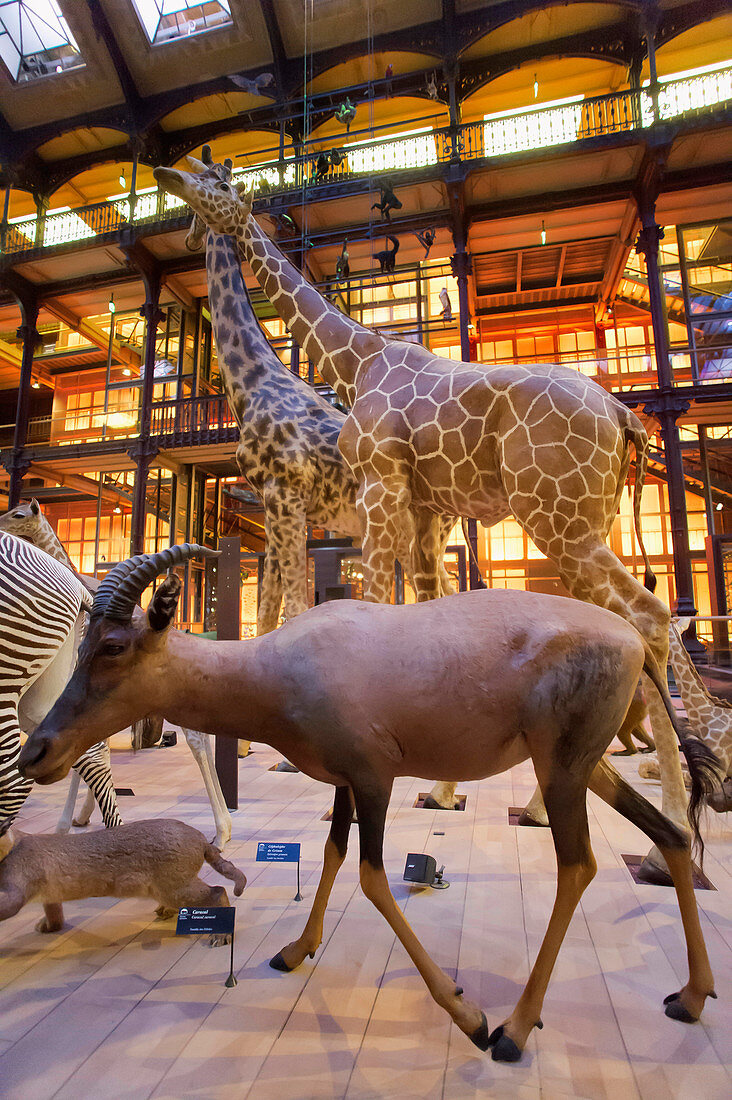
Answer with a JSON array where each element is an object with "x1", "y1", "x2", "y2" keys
[
  {"x1": 1, "y1": 67, "x2": 728, "y2": 258},
  {"x1": 149, "y1": 393, "x2": 240, "y2": 445}
]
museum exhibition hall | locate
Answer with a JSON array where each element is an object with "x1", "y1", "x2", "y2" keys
[{"x1": 0, "y1": 1, "x2": 730, "y2": 1097}]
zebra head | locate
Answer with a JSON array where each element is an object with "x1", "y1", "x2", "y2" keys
[{"x1": 18, "y1": 544, "x2": 218, "y2": 784}]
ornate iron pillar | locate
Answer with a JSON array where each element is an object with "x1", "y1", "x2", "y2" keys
[
  {"x1": 450, "y1": 245, "x2": 482, "y2": 589},
  {"x1": 129, "y1": 281, "x2": 163, "y2": 556},
  {"x1": 7, "y1": 301, "x2": 40, "y2": 508},
  {"x1": 636, "y1": 199, "x2": 697, "y2": 620}
]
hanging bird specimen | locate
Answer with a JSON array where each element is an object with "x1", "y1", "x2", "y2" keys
[
  {"x1": 426, "y1": 72, "x2": 438, "y2": 100},
  {"x1": 374, "y1": 235, "x2": 399, "y2": 275},
  {"x1": 371, "y1": 179, "x2": 402, "y2": 222},
  {"x1": 230, "y1": 71, "x2": 275, "y2": 96}
]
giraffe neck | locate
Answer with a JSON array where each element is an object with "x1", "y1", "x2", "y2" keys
[
  {"x1": 34, "y1": 516, "x2": 75, "y2": 569},
  {"x1": 237, "y1": 215, "x2": 388, "y2": 404},
  {"x1": 205, "y1": 230, "x2": 289, "y2": 423}
]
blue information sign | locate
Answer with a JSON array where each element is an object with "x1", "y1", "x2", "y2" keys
[
  {"x1": 256, "y1": 841, "x2": 301, "y2": 863},
  {"x1": 176, "y1": 906, "x2": 235, "y2": 936}
]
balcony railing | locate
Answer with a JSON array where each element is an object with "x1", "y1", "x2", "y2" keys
[
  {"x1": 149, "y1": 393, "x2": 240, "y2": 445},
  {"x1": 1, "y1": 66, "x2": 728, "y2": 258}
]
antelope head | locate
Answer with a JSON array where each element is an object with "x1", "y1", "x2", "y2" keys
[
  {"x1": 18, "y1": 544, "x2": 217, "y2": 784},
  {"x1": 155, "y1": 148, "x2": 252, "y2": 238}
]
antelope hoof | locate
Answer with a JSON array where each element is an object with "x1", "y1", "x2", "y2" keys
[
  {"x1": 517, "y1": 809, "x2": 549, "y2": 828},
  {"x1": 470, "y1": 1012, "x2": 490, "y2": 1051},
  {"x1": 71, "y1": 818, "x2": 90, "y2": 828},
  {"x1": 270, "y1": 951, "x2": 294, "y2": 972},
  {"x1": 486, "y1": 1026, "x2": 522, "y2": 1062},
  {"x1": 663, "y1": 987, "x2": 714, "y2": 1023},
  {"x1": 610, "y1": 748, "x2": 636, "y2": 757},
  {"x1": 422, "y1": 796, "x2": 460, "y2": 811},
  {"x1": 275, "y1": 760, "x2": 299, "y2": 773}
]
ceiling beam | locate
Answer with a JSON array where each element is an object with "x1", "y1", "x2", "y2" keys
[
  {"x1": 88, "y1": 0, "x2": 142, "y2": 117},
  {"x1": 28, "y1": 463, "x2": 130, "y2": 504},
  {"x1": 258, "y1": 0, "x2": 287, "y2": 91}
]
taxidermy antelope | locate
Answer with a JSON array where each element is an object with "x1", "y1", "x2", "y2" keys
[{"x1": 19, "y1": 545, "x2": 719, "y2": 1063}]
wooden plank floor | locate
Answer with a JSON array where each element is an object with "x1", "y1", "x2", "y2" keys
[{"x1": 0, "y1": 733, "x2": 729, "y2": 1100}]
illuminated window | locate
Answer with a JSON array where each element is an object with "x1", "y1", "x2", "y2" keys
[
  {"x1": 484, "y1": 95, "x2": 583, "y2": 158},
  {"x1": 0, "y1": 1, "x2": 83, "y2": 83},
  {"x1": 345, "y1": 128, "x2": 438, "y2": 174},
  {"x1": 132, "y1": 0, "x2": 231, "y2": 46}
]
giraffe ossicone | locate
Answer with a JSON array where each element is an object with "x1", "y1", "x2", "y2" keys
[{"x1": 152, "y1": 158, "x2": 708, "y2": 867}]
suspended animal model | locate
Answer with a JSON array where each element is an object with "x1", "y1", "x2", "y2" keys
[
  {"x1": 335, "y1": 238, "x2": 350, "y2": 281},
  {"x1": 151, "y1": 164, "x2": 694, "y2": 871},
  {"x1": 19, "y1": 546, "x2": 720, "y2": 1063},
  {"x1": 371, "y1": 178, "x2": 402, "y2": 222},
  {"x1": 230, "y1": 71, "x2": 275, "y2": 97},
  {"x1": 335, "y1": 97, "x2": 356, "y2": 131},
  {"x1": 415, "y1": 226, "x2": 436, "y2": 258},
  {"x1": 0, "y1": 500, "x2": 232, "y2": 847},
  {"x1": 374, "y1": 234, "x2": 399, "y2": 275}
]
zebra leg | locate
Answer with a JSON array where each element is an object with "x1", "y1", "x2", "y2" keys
[
  {"x1": 182, "y1": 728, "x2": 232, "y2": 849},
  {"x1": 0, "y1": 711, "x2": 34, "y2": 825},
  {"x1": 56, "y1": 769, "x2": 82, "y2": 833},
  {"x1": 73, "y1": 741, "x2": 122, "y2": 828},
  {"x1": 73, "y1": 785, "x2": 96, "y2": 828}
]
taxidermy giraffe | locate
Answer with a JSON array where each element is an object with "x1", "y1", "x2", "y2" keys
[
  {"x1": 185, "y1": 149, "x2": 457, "y2": 798},
  {"x1": 19, "y1": 545, "x2": 720, "y2": 1062},
  {"x1": 152, "y1": 163, "x2": 689, "y2": 876}
]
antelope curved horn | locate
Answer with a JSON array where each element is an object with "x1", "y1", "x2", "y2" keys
[
  {"x1": 185, "y1": 154, "x2": 208, "y2": 174},
  {"x1": 95, "y1": 544, "x2": 219, "y2": 622}
]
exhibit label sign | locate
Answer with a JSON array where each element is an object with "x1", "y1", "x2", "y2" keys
[
  {"x1": 256, "y1": 841, "x2": 303, "y2": 899},
  {"x1": 176, "y1": 905, "x2": 237, "y2": 986}
]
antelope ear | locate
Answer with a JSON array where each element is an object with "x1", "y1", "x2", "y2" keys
[
  {"x1": 30, "y1": 499, "x2": 40, "y2": 515},
  {"x1": 185, "y1": 155, "x2": 207, "y2": 175},
  {"x1": 147, "y1": 574, "x2": 181, "y2": 633}
]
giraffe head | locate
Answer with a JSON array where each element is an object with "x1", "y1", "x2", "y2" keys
[
  {"x1": 155, "y1": 153, "x2": 253, "y2": 239},
  {"x1": 183, "y1": 146, "x2": 234, "y2": 251},
  {"x1": 0, "y1": 498, "x2": 44, "y2": 542}
]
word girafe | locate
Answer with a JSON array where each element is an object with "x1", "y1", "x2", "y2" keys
[
  {"x1": 20, "y1": 546, "x2": 719, "y2": 1064},
  {"x1": 153, "y1": 163, "x2": 689, "y2": 876}
]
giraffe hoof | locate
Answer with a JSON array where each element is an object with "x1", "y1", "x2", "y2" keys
[
  {"x1": 486, "y1": 1025, "x2": 523, "y2": 1062},
  {"x1": 455, "y1": 985, "x2": 463, "y2": 996},
  {"x1": 663, "y1": 992, "x2": 699, "y2": 1023},
  {"x1": 469, "y1": 1012, "x2": 490, "y2": 1051},
  {"x1": 516, "y1": 810, "x2": 549, "y2": 828},
  {"x1": 636, "y1": 859, "x2": 673, "y2": 887},
  {"x1": 269, "y1": 951, "x2": 294, "y2": 972},
  {"x1": 422, "y1": 796, "x2": 459, "y2": 810}
]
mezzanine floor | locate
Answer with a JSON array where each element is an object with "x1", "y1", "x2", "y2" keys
[{"x1": 0, "y1": 736, "x2": 730, "y2": 1100}]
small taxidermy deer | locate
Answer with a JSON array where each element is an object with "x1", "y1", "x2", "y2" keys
[{"x1": 0, "y1": 817, "x2": 246, "y2": 937}]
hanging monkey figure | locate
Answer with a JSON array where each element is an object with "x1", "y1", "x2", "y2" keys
[
  {"x1": 415, "y1": 227, "x2": 435, "y2": 258},
  {"x1": 315, "y1": 152, "x2": 331, "y2": 179},
  {"x1": 335, "y1": 238, "x2": 350, "y2": 282},
  {"x1": 335, "y1": 97, "x2": 356, "y2": 131},
  {"x1": 374, "y1": 235, "x2": 399, "y2": 275},
  {"x1": 371, "y1": 179, "x2": 402, "y2": 222}
]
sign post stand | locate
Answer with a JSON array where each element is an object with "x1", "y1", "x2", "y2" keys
[
  {"x1": 256, "y1": 841, "x2": 303, "y2": 901},
  {"x1": 225, "y1": 927, "x2": 237, "y2": 987}
]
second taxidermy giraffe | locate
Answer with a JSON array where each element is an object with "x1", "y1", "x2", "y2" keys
[
  {"x1": 153, "y1": 162, "x2": 690, "y2": 876},
  {"x1": 186, "y1": 150, "x2": 457, "y2": 797}
]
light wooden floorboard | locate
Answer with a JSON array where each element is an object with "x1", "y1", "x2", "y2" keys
[{"x1": 0, "y1": 733, "x2": 729, "y2": 1099}]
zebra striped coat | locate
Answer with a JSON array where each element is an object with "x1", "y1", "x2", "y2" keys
[{"x1": 0, "y1": 531, "x2": 121, "y2": 827}]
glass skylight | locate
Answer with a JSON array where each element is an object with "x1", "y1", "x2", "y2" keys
[
  {"x1": 0, "y1": 1, "x2": 82, "y2": 83},
  {"x1": 131, "y1": 0, "x2": 232, "y2": 45}
]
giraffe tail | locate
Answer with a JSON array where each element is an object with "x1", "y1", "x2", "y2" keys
[
  {"x1": 641, "y1": 645, "x2": 723, "y2": 864},
  {"x1": 624, "y1": 423, "x2": 656, "y2": 593}
]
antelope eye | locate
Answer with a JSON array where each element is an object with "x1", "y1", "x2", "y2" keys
[
  {"x1": 101, "y1": 643, "x2": 126, "y2": 657},
  {"x1": 13, "y1": 512, "x2": 23, "y2": 518}
]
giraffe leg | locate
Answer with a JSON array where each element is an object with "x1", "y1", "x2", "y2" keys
[
  {"x1": 257, "y1": 540, "x2": 283, "y2": 636},
  {"x1": 262, "y1": 491, "x2": 308, "y2": 772},
  {"x1": 436, "y1": 514, "x2": 457, "y2": 596},
  {"x1": 357, "y1": 477, "x2": 415, "y2": 604}
]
